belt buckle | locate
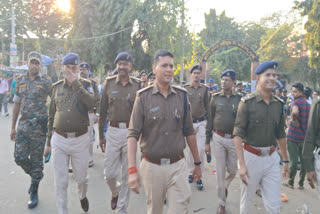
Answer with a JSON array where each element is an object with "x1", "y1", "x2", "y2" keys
[
  {"x1": 67, "y1": 132, "x2": 76, "y2": 138},
  {"x1": 119, "y1": 123, "x2": 127, "y2": 129},
  {"x1": 160, "y1": 158, "x2": 170, "y2": 165},
  {"x1": 260, "y1": 149, "x2": 269, "y2": 157},
  {"x1": 225, "y1": 134, "x2": 231, "y2": 139}
]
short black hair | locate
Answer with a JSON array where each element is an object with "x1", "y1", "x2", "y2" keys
[
  {"x1": 292, "y1": 82, "x2": 304, "y2": 93},
  {"x1": 190, "y1": 64, "x2": 202, "y2": 73},
  {"x1": 283, "y1": 89, "x2": 287, "y2": 93},
  {"x1": 276, "y1": 88, "x2": 283, "y2": 93},
  {"x1": 154, "y1": 49, "x2": 174, "y2": 65},
  {"x1": 304, "y1": 87, "x2": 312, "y2": 98}
]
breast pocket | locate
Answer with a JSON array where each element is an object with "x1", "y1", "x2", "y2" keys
[
  {"x1": 216, "y1": 104, "x2": 224, "y2": 113},
  {"x1": 145, "y1": 110, "x2": 164, "y2": 132}
]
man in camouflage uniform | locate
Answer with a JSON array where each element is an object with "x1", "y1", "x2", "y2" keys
[{"x1": 10, "y1": 51, "x2": 52, "y2": 209}]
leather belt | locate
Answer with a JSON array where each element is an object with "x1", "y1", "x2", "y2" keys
[
  {"x1": 109, "y1": 122, "x2": 129, "y2": 129},
  {"x1": 193, "y1": 115, "x2": 207, "y2": 123},
  {"x1": 88, "y1": 110, "x2": 94, "y2": 113},
  {"x1": 244, "y1": 144, "x2": 276, "y2": 156},
  {"x1": 215, "y1": 130, "x2": 234, "y2": 139},
  {"x1": 55, "y1": 128, "x2": 88, "y2": 138},
  {"x1": 142, "y1": 153, "x2": 185, "y2": 165}
]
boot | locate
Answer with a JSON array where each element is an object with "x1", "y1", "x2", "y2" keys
[{"x1": 28, "y1": 182, "x2": 39, "y2": 209}]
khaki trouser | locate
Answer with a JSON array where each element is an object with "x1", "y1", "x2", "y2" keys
[
  {"x1": 51, "y1": 131, "x2": 90, "y2": 214},
  {"x1": 314, "y1": 148, "x2": 320, "y2": 195},
  {"x1": 186, "y1": 120, "x2": 206, "y2": 175},
  {"x1": 240, "y1": 147, "x2": 281, "y2": 214},
  {"x1": 140, "y1": 158, "x2": 191, "y2": 214},
  {"x1": 104, "y1": 126, "x2": 129, "y2": 214},
  {"x1": 88, "y1": 113, "x2": 95, "y2": 163},
  {"x1": 213, "y1": 133, "x2": 237, "y2": 206}
]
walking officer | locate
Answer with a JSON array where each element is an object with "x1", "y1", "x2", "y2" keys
[
  {"x1": 99, "y1": 52, "x2": 141, "y2": 214},
  {"x1": 303, "y1": 96, "x2": 320, "y2": 194},
  {"x1": 43, "y1": 53, "x2": 96, "y2": 214},
  {"x1": 205, "y1": 69, "x2": 242, "y2": 214},
  {"x1": 184, "y1": 64, "x2": 209, "y2": 190},
  {"x1": 10, "y1": 51, "x2": 51, "y2": 209},
  {"x1": 127, "y1": 49, "x2": 202, "y2": 214},
  {"x1": 80, "y1": 62, "x2": 100, "y2": 167},
  {"x1": 233, "y1": 61, "x2": 290, "y2": 214}
]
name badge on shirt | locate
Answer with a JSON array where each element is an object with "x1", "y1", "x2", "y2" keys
[
  {"x1": 150, "y1": 106, "x2": 160, "y2": 113},
  {"x1": 112, "y1": 90, "x2": 119, "y2": 94},
  {"x1": 217, "y1": 103, "x2": 224, "y2": 106}
]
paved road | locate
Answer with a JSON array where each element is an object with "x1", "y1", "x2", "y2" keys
[{"x1": 0, "y1": 104, "x2": 319, "y2": 214}]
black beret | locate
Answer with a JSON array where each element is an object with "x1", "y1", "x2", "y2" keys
[
  {"x1": 255, "y1": 61, "x2": 278, "y2": 75},
  {"x1": 190, "y1": 64, "x2": 202, "y2": 73},
  {"x1": 62, "y1": 53, "x2": 80, "y2": 65},
  {"x1": 221, "y1": 69, "x2": 236, "y2": 79},
  {"x1": 80, "y1": 62, "x2": 90, "y2": 69},
  {"x1": 114, "y1": 52, "x2": 133, "y2": 64},
  {"x1": 148, "y1": 72, "x2": 155, "y2": 78}
]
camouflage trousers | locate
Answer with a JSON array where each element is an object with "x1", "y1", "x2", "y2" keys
[{"x1": 14, "y1": 120, "x2": 46, "y2": 184}]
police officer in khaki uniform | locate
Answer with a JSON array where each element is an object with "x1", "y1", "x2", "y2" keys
[
  {"x1": 205, "y1": 69, "x2": 241, "y2": 214},
  {"x1": 140, "y1": 70, "x2": 149, "y2": 88},
  {"x1": 233, "y1": 61, "x2": 289, "y2": 214},
  {"x1": 99, "y1": 52, "x2": 140, "y2": 214},
  {"x1": 127, "y1": 49, "x2": 202, "y2": 214},
  {"x1": 184, "y1": 64, "x2": 209, "y2": 190},
  {"x1": 80, "y1": 62, "x2": 100, "y2": 167},
  {"x1": 303, "y1": 97, "x2": 320, "y2": 194},
  {"x1": 43, "y1": 53, "x2": 95, "y2": 214}
]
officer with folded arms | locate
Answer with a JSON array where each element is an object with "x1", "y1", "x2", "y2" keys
[{"x1": 233, "y1": 61, "x2": 289, "y2": 214}]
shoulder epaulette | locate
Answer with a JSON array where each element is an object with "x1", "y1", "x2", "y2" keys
[
  {"x1": 137, "y1": 85, "x2": 153, "y2": 95},
  {"x1": 273, "y1": 95, "x2": 285, "y2": 104},
  {"x1": 79, "y1": 77, "x2": 91, "y2": 83},
  {"x1": 183, "y1": 83, "x2": 191, "y2": 87},
  {"x1": 106, "y1": 76, "x2": 117, "y2": 81},
  {"x1": 241, "y1": 93, "x2": 256, "y2": 102},
  {"x1": 200, "y1": 83, "x2": 208, "y2": 88},
  {"x1": 130, "y1": 76, "x2": 141, "y2": 83},
  {"x1": 213, "y1": 92, "x2": 222, "y2": 97},
  {"x1": 51, "y1": 79, "x2": 64, "y2": 87},
  {"x1": 172, "y1": 85, "x2": 187, "y2": 92}
]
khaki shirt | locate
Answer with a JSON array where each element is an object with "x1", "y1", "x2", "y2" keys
[
  {"x1": 206, "y1": 90, "x2": 242, "y2": 144},
  {"x1": 47, "y1": 78, "x2": 96, "y2": 146},
  {"x1": 184, "y1": 83, "x2": 209, "y2": 119},
  {"x1": 99, "y1": 75, "x2": 141, "y2": 139},
  {"x1": 233, "y1": 91, "x2": 286, "y2": 147},
  {"x1": 127, "y1": 84, "x2": 195, "y2": 159},
  {"x1": 303, "y1": 98, "x2": 320, "y2": 172}
]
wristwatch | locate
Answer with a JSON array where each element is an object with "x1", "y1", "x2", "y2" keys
[{"x1": 194, "y1": 161, "x2": 202, "y2": 166}]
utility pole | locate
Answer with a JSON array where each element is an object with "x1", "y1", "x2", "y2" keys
[
  {"x1": 179, "y1": 1, "x2": 185, "y2": 85},
  {"x1": 11, "y1": 6, "x2": 15, "y2": 44},
  {"x1": 10, "y1": 6, "x2": 18, "y2": 68},
  {"x1": 1, "y1": 30, "x2": 5, "y2": 65}
]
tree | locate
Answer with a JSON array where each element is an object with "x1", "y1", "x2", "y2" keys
[{"x1": 296, "y1": 0, "x2": 320, "y2": 69}]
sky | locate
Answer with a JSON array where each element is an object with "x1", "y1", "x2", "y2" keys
[{"x1": 186, "y1": 0, "x2": 298, "y2": 32}]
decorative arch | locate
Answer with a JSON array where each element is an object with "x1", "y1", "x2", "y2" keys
[{"x1": 200, "y1": 40, "x2": 259, "y2": 91}]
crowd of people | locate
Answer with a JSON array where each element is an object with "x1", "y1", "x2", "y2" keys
[{"x1": 7, "y1": 50, "x2": 320, "y2": 214}]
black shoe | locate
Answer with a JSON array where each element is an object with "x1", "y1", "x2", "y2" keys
[
  {"x1": 80, "y1": 197, "x2": 89, "y2": 212},
  {"x1": 197, "y1": 180, "x2": 203, "y2": 191},
  {"x1": 188, "y1": 175, "x2": 193, "y2": 183},
  {"x1": 28, "y1": 183, "x2": 39, "y2": 209}
]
